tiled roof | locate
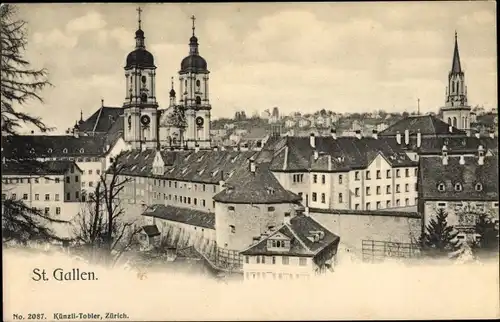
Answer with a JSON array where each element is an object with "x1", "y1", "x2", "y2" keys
[
  {"x1": 241, "y1": 215, "x2": 340, "y2": 256},
  {"x1": 269, "y1": 136, "x2": 415, "y2": 172},
  {"x1": 77, "y1": 106, "x2": 123, "y2": 134},
  {"x1": 379, "y1": 115, "x2": 465, "y2": 136},
  {"x1": 419, "y1": 155, "x2": 499, "y2": 201},
  {"x1": 1, "y1": 160, "x2": 81, "y2": 175},
  {"x1": 1, "y1": 135, "x2": 110, "y2": 159},
  {"x1": 213, "y1": 161, "x2": 301, "y2": 204},
  {"x1": 142, "y1": 204, "x2": 215, "y2": 229},
  {"x1": 380, "y1": 136, "x2": 498, "y2": 155},
  {"x1": 142, "y1": 225, "x2": 161, "y2": 237},
  {"x1": 309, "y1": 207, "x2": 421, "y2": 219}
]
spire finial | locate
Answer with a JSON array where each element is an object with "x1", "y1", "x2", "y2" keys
[
  {"x1": 101, "y1": 99, "x2": 104, "y2": 107},
  {"x1": 455, "y1": 30, "x2": 457, "y2": 41},
  {"x1": 171, "y1": 76, "x2": 174, "y2": 89},
  {"x1": 80, "y1": 109, "x2": 83, "y2": 121},
  {"x1": 137, "y1": 7, "x2": 143, "y2": 29},
  {"x1": 417, "y1": 98, "x2": 420, "y2": 115},
  {"x1": 191, "y1": 15, "x2": 196, "y2": 36}
]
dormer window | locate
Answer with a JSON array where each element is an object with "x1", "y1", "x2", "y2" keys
[
  {"x1": 63, "y1": 148, "x2": 68, "y2": 154},
  {"x1": 267, "y1": 206, "x2": 275, "y2": 212},
  {"x1": 229, "y1": 225, "x2": 235, "y2": 234},
  {"x1": 79, "y1": 148, "x2": 84, "y2": 153},
  {"x1": 228, "y1": 206, "x2": 235, "y2": 212},
  {"x1": 454, "y1": 183, "x2": 463, "y2": 192},
  {"x1": 437, "y1": 183, "x2": 445, "y2": 192},
  {"x1": 47, "y1": 148, "x2": 52, "y2": 154},
  {"x1": 475, "y1": 183, "x2": 483, "y2": 192}
]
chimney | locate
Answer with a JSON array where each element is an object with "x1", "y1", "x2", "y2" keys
[
  {"x1": 355, "y1": 130, "x2": 362, "y2": 140},
  {"x1": 195, "y1": 143, "x2": 200, "y2": 152},
  {"x1": 449, "y1": 125, "x2": 453, "y2": 133},
  {"x1": 249, "y1": 158, "x2": 256, "y2": 173},
  {"x1": 252, "y1": 236, "x2": 260, "y2": 245},
  {"x1": 404, "y1": 129, "x2": 409, "y2": 145},
  {"x1": 372, "y1": 129, "x2": 378, "y2": 140},
  {"x1": 416, "y1": 129, "x2": 422, "y2": 148},
  {"x1": 396, "y1": 131, "x2": 401, "y2": 144},
  {"x1": 475, "y1": 131, "x2": 480, "y2": 139},
  {"x1": 313, "y1": 150, "x2": 319, "y2": 160},
  {"x1": 310, "y1": 133, "x2": 316, "y2": 148},
  {"x1": 459, "y1": 155, "x2": 465, "y2": 165},
  {"x1": 489, "y1": 131, "x2": 495, "y2": 139},
  {"x1": 330, "y1": 128, "x2": 337, "y2": 140},
  {"x1": 442, "y1": 145, "x2": 448, "y2": 165},
  {"x1": 213, "y1": 146, "x2": 219, "y2": 152},
  {"x1": 478, "y1": 145, "x2": 485, "y2": 165},
  {"x1": 304, "y1": 206, "x2": 309, "y2": 216}
]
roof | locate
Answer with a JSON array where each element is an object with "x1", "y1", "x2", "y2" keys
[
  {"x1": 394, "y1": 135, "x2": 499, "y2": 155},
  {"x1": 309, "y1": 207, "x2": 421, "y2": 219},
  {"x1": 126, "y1": 48, "x2": 156, "y2": 69},
  {"x1": 451, "y1": 33, "x2": 462, "y2": 74},
  {"x1": 77, "y1": 106, "x2": 123, "y2": 134},
  {"x1": 241, "y1": 215, "x2": 340, "y2": 257},
  {"x1": 142, "y1": 204, "x2": 215, "y2": 229},
  {"x1": 419, "y1": 155, "x2": 498, "y2": 201},
  {"x1": 1, "y1": 160, "x2": 81, "y2": 176},
  {"x1": 141, "y1": 225, "x2": 161, "y2": 237},
  {"x1": 213, "y1": 161, "x2": 301, "y2": 204},
  {"x1": 1, "y1": 135, "x2": 110, "y2": 159},
  {"x1": 379, "y1": 115, "x2": 465, "y2": 136},
  {"x1": 268, "y1": 136, "x2": 415, "y2": 172}
]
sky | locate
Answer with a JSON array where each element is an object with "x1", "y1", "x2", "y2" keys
[{"x1": 13, "y1": 2, "x2": 497, "y2": 133}]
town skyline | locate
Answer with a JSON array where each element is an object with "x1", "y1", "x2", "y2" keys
[{"x1": 17, "y1": 2, "x2": 497, "y2": 133}]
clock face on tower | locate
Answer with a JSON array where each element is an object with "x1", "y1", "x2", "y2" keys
[
  {"x1": 141, "y1": 114, "x2": 151, "y2": 126},
  {"x1": 196, "y1": 116, "x2": 204, "y2": 127}
]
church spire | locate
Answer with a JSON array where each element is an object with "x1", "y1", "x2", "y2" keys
[
  {"x1": 135, "y1": 7, "x2": 145, "y2": 49},
  {"x1": 169, "y1": 76, "x2": 176, "y2": 98},
  {"x1": 189, "y1": 15, "x2": 199, "y2": 55},
  {"x1": 451, "y1": 30, "x2": 462, "y2": 74}
]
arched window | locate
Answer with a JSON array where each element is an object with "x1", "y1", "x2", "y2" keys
[
  {"x1": 475, "y1": 183, "x2": 483, "y2": 192},
  {"x1": 141, "y1": 93, "x2": 147, "y2": 103},
  {"x1": 465, "y1": 117, "x2": 468, "y2": 128},
  {"x1": 453, "y1": 117, "x2": 457, "y2": 127},
  {"x1": 454, "y1": 183, "x2": 462, "y2": 192},
  {"x1": 195, "y1": 96, "x2": 201, "y2": 105},
  {"x1": 447, "y1": 117, "x2": 452, "y2": 125},
  {"x1": 437, "y1": 183, "x2": 445, "y2": 192}
]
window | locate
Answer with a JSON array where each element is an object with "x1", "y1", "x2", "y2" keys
[
  {"x1": 44, "y1": 207, "x2": 50, "y2": 215},
  {"x1": 405, "y1": 198, "x2": 409, "y2": 206},
  {"x1": 45, "y1": 178, "x2": 50, "y2": 184},
  {"x1": 313, "y1": 174, "x2": 317, "y2": 183},
  {"x1": 475, "y1": 183, "x2": 483, "y2": 192},
  {"x1": 45, "y1": 194, "x2": 50, "y2": 201},
  {"x1": 285, "y1": 212, "x2": 291, "y2": 218},
  {"x1": 376, "y1": 201, "x2": 381, "y2": 209},
  {"x1": 66, "y1": 192, "x2": 70, "y2": 201},
  {"x1": 339, "y1": 175, "x2": 343, "y2": 184},
  {"x1": 321, "y1": 193, "x2": 326, "y2": 203},
  {"x1": 366, "y1": 171, "x2": 371, "y2": 180},
  {"x1": 338, "y1": 193, "x2": 343, "y2": 203},
  {"x1": 405, "y1": 169, "x2": 410, "y2": 177},
  {"x1": 228, "y1": 206, "x2": 235, "y2": 212},
  {"x1": 213, "y1": 185, "x2": 217, "y2": 193},
  {"x1": 299, "y1": 258, "x2": 307, "y2": 266},
  {"x1": 75, "y1": 191, "x2": 79, "y2": 199},
  {"x1": 35, "y1": 194, "x2": 39, "y2": 201},
  {"x1": 75, "y1": 176, "x2": 79, "y2": 183},
  {"x1": 245, "y1": 256, "x2": 249, "y2": 264},
  {"x1": 376, "y1": 186, "x2": 381, "y2": 195},
  {"x1": 188, "y1": 197, "x2": 191, "y2": 204},
  {"x1": 22, "y1": 193, "x2": 28, "y2": 200},
  {"x1": 35, "y1": 178, "x2": 39, "y2": 184},
  {"x1": 213, "y1": 201, "x2": 215, "y2": 208},
  {"x1": 88, "y1": 170, "x2": 93, "y2": 175},
  {"x1": 55, "y1": 178, "x2": 60, "y2": 183},
  {"x1": 66, "y1": 177, "x2": 70, "y2": 183},
  {"x1": 312, "y1": 193, "x2": 317, "y2": 202},
  {"x1": 405, "y1": 184, "x2": 409, "y2": 192},
  {"x1": 454, "y1": 183, "x2": 462, "y2": 191},
  {"x1": 203, "y1": 185, "x2": 206, "y2": 192},
  {"x1": 261, "y1": 256, "x2": 266, "y2": 264},
  {"x1": 366, "y1": 202, "x2": 371, "y2": 210},
  {"x1": 272, "y1": 256, "x2": 276, "y2": 264},
  {"x1": 376, "y1": 170, "x2": 381, "y2": 179},
  {"x1": 355, "y1": 204, "x2": 360, "y2": 210},
  {"x1": 268, "y1": 206, "x2": 275, "y2": 212},
  {"x1": 396, "y1": 199, "x2": 400, "y2": 206},
  {"x1": 321, "y1": 175, "x2": 325, "y2": 184},
  {"x1": 56, "y1": 207, "x2": 61, "y2": 215},
  {"x1": 414, "y1": 168, "x2": 418, "y2": 176},
  {"x1": 12, "y1": 193, "x2": 17, "y2": 199},
  {"x1": 202, "y1": 200, "x2": 206, "y2": 207},
  {"x1": 386, "y1": 200, "x2": 391, "y2": 208},
  {"x1": 437, "y1": 202, "x2": 447, "y2": 208},
  {"x1": 396, "y1": 184, "x2": 400, "y2": 193},
  {"x1": 89, "y1": 181, "x2": 94, "y2": 187},
  {"x1": 96, "y1": 170, "x2": 100, "y2": 175},
  {"x1": 355, "y1": 171, "x2": 360, "y2": 181},
  {"x1": 282, "y1": 256, "x2": 289, "y2": 265},
  {"x1": 366, "y1": 187, "x2": 371, "y2": 196},
  {"x1": 193, "y1": 198, "x2": 197, "y2": 205},
  {"x1": 437, "y1": 183, "x2": 445, "y2": 192},
  {"x1": 355, "y1": 188, "x2": 360, "y2": 197},
  {"x1": 386, "y1": 170, "x2": 391, "y2": 178},
  {"x1": 256, "y1": 257, "x2": 260, "y2": 264},
  {"x1": 396, "y1": 169, "x2": 400, "y2": 178},
  {"x1": 229, "y1": 225, "x2": 235, "y2": 234}
]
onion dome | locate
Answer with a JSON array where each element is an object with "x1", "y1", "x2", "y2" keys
[
  {"x1": 125, "y1": 8, "x2": 155, "y2": 69},
  {"x1": 179, "y1": 16, "x2": 208, "y2": 73}
]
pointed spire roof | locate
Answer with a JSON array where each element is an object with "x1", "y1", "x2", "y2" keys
[{"x1": 451, "y1": 31, "x2": 462, "y2": 74}]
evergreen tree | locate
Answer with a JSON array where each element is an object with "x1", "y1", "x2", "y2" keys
[
  {"x1": 472, "y1": 213, "x2": 499, "y2": 254},
  {"x1": 420, "y1": 208, "x2": 461, "y2": 258}
]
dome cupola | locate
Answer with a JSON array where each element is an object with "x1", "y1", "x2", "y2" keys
[
  {"x1": 179, "y1": 15, "x2": 208, "y2": 74},
  {"x1": 125, "y1": 7, "x2": 155, "y2": 69}
]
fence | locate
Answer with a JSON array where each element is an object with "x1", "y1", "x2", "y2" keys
[
  {"x1": 214, "y1": 247, "x2": 243, "y2": 272},
  {"x1": 361, "y1": 240, "x2": 421, "y2": 263}
]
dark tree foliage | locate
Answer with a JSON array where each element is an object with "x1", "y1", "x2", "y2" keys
[
  {"x1": 1, "y1": 4, "x2": 53, "y2": 135},
  {"x1": 472, "y1": 213, "x2": 499, "y2": 255},
  {"x1": 420, "y1": 208, "x2": 461, "y2": 258}
]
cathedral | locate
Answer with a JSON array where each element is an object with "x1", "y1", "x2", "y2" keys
[
  {"x1": 76, "y1": 9, "x2": 212, "y2": 150},
  {"x1": 439, "y1": 32, "x2": 472, "y2": 132}
]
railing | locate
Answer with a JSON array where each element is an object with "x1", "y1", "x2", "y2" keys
[{"x1": 361, "y1": 240, "x2": 421, "y2": 263}]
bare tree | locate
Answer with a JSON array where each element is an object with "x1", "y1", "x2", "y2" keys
[
  {"x1": 1, "y1": 4, "x2": 53, "y2": 135},
  {"x1": 73, "y1": 158, "x2": 142, "y2": 266}
]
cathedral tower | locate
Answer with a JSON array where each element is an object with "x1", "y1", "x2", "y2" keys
[
  {"x1": 123, "y1": 7, "x2": 159, "y2": 149},
  {"x1": 178, "y1": 15, "x2": 211, "y2": 149},
  {"x1": 440, "y1": 32, "x2": 471, "y2": 132}
]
